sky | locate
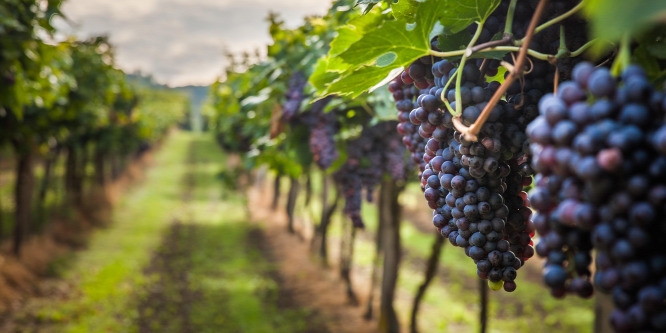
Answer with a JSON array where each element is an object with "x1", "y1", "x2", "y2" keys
[{"x1": 55, "y1": 0, "x2": 333, "y2": 87}]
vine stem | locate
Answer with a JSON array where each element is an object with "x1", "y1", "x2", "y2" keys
[
  {"x1": 431, "y1": 46, "x2": 550, "y2": 61},
  {"x1": 504, "y1": 0, "x2": 518, "y2": 36},
  {"x1": 454, "y1": 0, "x2": 549, "y2": 141},
  {"x1": 570, "y1": 39, "x2": 597, "y2": 57},
  {"x1": 455, "y1": 21, "x2": 485, "y2": 115},
  {"x1": 520, "y1": 0, "x2": 586, "y2": 43},
  {"x1": 467, "y1": 37, "x2": 513, "y2": 56}
]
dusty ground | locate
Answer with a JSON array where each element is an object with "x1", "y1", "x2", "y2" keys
[{"x1": 246, "y1": 175, "x2": 379, "y2": 333}]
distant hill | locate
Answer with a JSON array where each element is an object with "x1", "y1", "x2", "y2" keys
[{"x1": 127, "y1": 73, "x2": 210, "y2": 131}]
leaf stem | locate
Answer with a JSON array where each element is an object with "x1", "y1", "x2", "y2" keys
[
  {"x1": 467, "y1": 37, "x2": 513, "y2": 56},
  {"x1": 455, "y1": 20, "x2": 485, "y2": 115},
  {"x1": 504, "y1": 0, "x2": 518, "y2": 37},
  {"x1": 611, "y1": 34, "x2": 631, "y2": 76}
]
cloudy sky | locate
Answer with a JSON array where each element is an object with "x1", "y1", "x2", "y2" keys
[{"x1": 55, "y1": 0, "x2": 332, "y2": 86}]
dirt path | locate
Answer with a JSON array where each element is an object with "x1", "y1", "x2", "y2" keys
[
  {"x1": 246, "y1": 176, "x2": 379, "y2": 333},
  {"x1": 133, "y1": 134, "x2": 341, "y2": 332}
]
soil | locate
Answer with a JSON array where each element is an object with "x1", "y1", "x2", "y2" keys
[{"x1": 246, "y1": 175, "x2": 379, "y2": 333}]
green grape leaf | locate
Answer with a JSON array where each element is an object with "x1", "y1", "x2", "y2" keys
[
  {"x1": 330, "y1": 10, "x2": 385, "y2": 56},
  {"x1": 585, "y1": 0, "x2": 666, "y2": 42},
  {"x1": 355, "y1": 0, "x2": 383, "y2": 14},
  {"x1": 314, "y1": 0, "x2": 440, "y2": 98},
  {"x1": 323, "y1": 65, "x2": 401, "y2": 98},
  {"x1": 310, "y1": 56, "x2": 345, "y2": 92},
  {"x1": 434, "y1": 0, "x2": 501, "y2": 33},
  {"x1": 312, "y1": 0, "x2": 502, "y2": 99},
  {"x1": 437, "y1": 30, "x2": 473, "y2": 53}
]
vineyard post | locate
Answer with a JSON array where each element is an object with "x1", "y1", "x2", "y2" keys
[
  {"x1": 311, "y1": 174, "x2": 339, "y2": 266},
  {"x1": 286, "y1": 176, "x2": 300, "y2": 233},
  {"x1": 364, "y1": 193, "x2": 386, "y2": 320},
  {"x1": 304, "y1": 173, "x2": 312, "y2": 206},
  {"x1": 410, "y1": 234, "x2": 446, "y2": 333},
  {"x1": 65, "y1": 144, "x2": 80, "y2": 206},
  {"x1": 479, "y1": 278, "x2": 488, "y2": 333},
  {"x1": 340, "y1": 212, "x2": 359, "y2": 305},
  {"x1": 594, "y1": 292, "x2": 614, "y2": 333},
  {"x1": 37, "y1": 144, "x2": 60, "y2": 223},
  {"x1": 11, "y1": 140, "x2": 36, "y2": 256},
  {"x1": 94, "y1": 142, "x2": 107, "y2": 187},
  {"x1": 272, "y1": 173, "x2": 281, "y2": 210},
  {"x1": 378, "y1": 178, "x2": 403, "y2": 333}
]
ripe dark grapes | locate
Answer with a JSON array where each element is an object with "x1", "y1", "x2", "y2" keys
[{"x1": 529, "y1": 62, "x2": 666, "y2": 331}]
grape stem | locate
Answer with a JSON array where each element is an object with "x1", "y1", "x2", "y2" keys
[
  {"x1": 432, "y1": 0, "x2": 587, "y2": 61},
  {"x1": 440, "y1": 70, "x2": 459, "y2": 115},
  {"x1": 431, "y1": 45, "x2": 551, "y2": 61},
  {"x1": 454, "y1": 0, "x2": 549, "y2": 141},
  {"x1": 467, "y1": 37, "x2": 514, "y2": 56}
]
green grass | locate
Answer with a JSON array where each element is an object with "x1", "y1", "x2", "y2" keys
[{"x1": 12, "y1": 132, "x2": 314, "y2": 332}]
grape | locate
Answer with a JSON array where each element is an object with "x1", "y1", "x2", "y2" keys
[
  {"x1": 308, "y1": 97, "x2": 338, "y2": 170},
  {"x1": 335, "y1": 121, "x2": 406, "y2": 228},
  {"x1": 282, "y1": 72, "x2": 307, "y2": 121},
  {"x1": 530, "y1": 62, "x2": 666, "y2": 331}
]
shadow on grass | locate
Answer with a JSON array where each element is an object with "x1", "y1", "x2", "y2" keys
[{"x1": 135, "y1": 220, "x2": 328, "y2": 333}]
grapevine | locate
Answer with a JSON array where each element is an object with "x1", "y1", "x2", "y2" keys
[{"x1": 209, "y1": 0, "x2": 666, "y2": 331}]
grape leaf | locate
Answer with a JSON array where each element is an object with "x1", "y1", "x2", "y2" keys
[
  {"x1": 585, "y1": 0, "x2": 666, "y2": 42},
  {"x1": 329, "y1": 10, "x2": 385, "y2": 56},
  {"x1": 438, "y1": 0, "x2": 501, "y2": 33},
  {"x1": 312, "y1": 0, "x2": 503, "y2": 98},
  {"x1": 355, "y1": 0, "x2": 383, "y2": 14},
  {"x1": 392, "y1": 0, "x2": 500, "y2": 33},
  {"x1": 324, "y1": 65, "x2": 400, "y2": 97},
  {"x1": 310, "y1": 56, "x2": 345, "y2": 92},
  {"x1": 437, "y1": 30, "x2": 473, "y2": 53},
  {"x1": 313, "y1": 0, "x2": 439, "y2": 98}
]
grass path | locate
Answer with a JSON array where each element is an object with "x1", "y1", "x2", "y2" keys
[{"x1": 3, "y1": 132, "x2": 318, "y2": 332}]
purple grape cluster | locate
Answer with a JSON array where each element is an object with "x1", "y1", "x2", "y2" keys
[
  {"x1": 334, "y1": 121, "x2": 406, "y2": 228},
  {"x1": 282, "y1": 71, "x2": 307, "y2": 121},
  {"x1": 391, "y1": 59, "x2": 432, "y2": 181},
  {"x1": 308, "y1": 96, "x2": 338, "y2": 170},
  {"x1": 403, "y1": 55, "x2": 538, "y2": 292},
  {"x1": 528, "y1": 62, "x2": 666, "y2": 331},
  {"x1": 390, "y1": 0, "x2": 592, "y2": 293}
]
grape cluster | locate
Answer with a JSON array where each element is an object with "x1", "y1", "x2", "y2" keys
[
  {"x1": 528, "y1": 62, "x2": 666, "y2": 331},
  {"x1": 282, "y1": 71, "x2": 307, "y2": 121},
  {"x1": 334, "y1": 121, "x2": 406, "y2": 228},
  {"x1": 308, "y1": 96, "x2": 339, "y2": 170},
  {"x1": 391, "y1": 0, "x2": 598, "y2": 294},
  {"x1": 401, "y1": 53, "x2": 538, "y2": 292},
  {"x1": 391, "y1": 58, "x2": 435, "y2": 181}
]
